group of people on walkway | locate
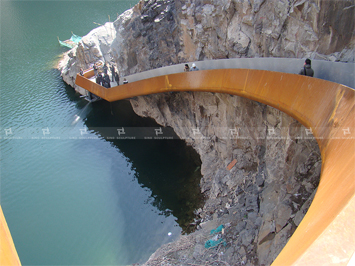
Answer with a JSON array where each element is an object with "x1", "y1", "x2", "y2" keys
[
  {"x1": 93, "y1": 62, "x2": 120, "y2": 88},
  {"x1": 183, "y1": 59, "x2": 314, "y2": 76},
  {"x1": 81, "y1": 58, "x2": 314, "y2": 90},
  {"x1": 90, "y1": 62, "x2": 128, "y2": 88},
  {"x1": 184, "y1": 63, "x2": 199, "y2": 72}
]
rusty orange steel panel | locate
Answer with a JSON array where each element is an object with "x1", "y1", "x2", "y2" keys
[
  {"x1": 76, "y1": 69, "x2": 355, "y2": 265},
  {"x1": 0, "y1": 205, "x2": 21, "y2": 265}
]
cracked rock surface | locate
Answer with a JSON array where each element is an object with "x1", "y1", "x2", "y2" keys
[{"x1": 130, "y1": 92, "x2": 321, "y2": 266}]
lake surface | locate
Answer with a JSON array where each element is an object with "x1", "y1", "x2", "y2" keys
[{"x1": 0, "y1": 1, "x2": 202, "y2": 265}]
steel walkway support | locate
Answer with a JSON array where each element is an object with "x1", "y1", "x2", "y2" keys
[{"x1": 76, "y1": 68, "x2": 355, "y2": 265}]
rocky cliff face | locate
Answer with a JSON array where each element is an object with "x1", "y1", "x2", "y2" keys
[
  {"x1": 58, "y1": 0, "x2": 353, "y2": 265},
  {"x1": 131, "y1": 92, "x2": 320, "y2": 265},
  {"x1": 59, "y1": 0, "x2": 354, "y2": 89}
]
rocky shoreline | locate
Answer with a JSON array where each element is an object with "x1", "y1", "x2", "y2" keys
[{"x1": 58, "y1": 1, "x2": 354, "y2": 265}]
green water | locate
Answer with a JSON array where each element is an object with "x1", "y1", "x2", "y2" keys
[{"x1": 0, "y1": 1, "x2": 202, "y2": 265}]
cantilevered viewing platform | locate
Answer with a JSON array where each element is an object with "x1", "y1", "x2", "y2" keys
[
  {"x1": 75, "y1": 58, "x2": 355, "y2": 266},
  {"x1": 1, "y1": 58, "x2": 354, "y2": 265}
]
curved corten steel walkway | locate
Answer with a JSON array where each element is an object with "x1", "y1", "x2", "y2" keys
[
  {"x1": 76, "y1": 68, "x2": 355, "y2": 265},
  {"x1": 1, "y1": 67, "x2": 353, "y2": 265}
]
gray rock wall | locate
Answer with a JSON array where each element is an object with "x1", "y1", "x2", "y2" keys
[{"x1": 130, "y1": 92, "x2": 321, "y2": 265}]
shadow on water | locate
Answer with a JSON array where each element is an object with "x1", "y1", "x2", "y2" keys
[
  {"x1": 87, "y1": 100, "x2": 204, "y2": 233},
  {"x1": 66, "y1": 90, "x2": 204, "y2": 233}
]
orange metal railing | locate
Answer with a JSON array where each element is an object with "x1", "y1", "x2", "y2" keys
[{"x1": 76, "y1": 69, "x2": 355, "y2": 265}]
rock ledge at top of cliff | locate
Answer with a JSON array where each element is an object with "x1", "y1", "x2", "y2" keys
[{"x1": 58, "y1": 0, "x2": 355, "y2": 90}]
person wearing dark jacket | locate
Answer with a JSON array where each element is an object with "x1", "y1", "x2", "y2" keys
[
  {"x1": 103, "y1": 73, "x2": 111, "y2": 88},
  {"x1": 114, "y1": 72, "x2": 120, "y2": 85},
  {"x1": 96, "y1": 73, "x2": 102, "y2": 85},
  {"x1": 93, "y1": 63, "x2": 98, "y2": 77},
  {"x1": 110, "y1": 65, "x2": 115, "y2": 82},
  {"x1": 103, "y1": 63, "x2": 108, "y2": 75},
  {"x1": 299, "y1": 58, "x2": 314, "y2": 77}
]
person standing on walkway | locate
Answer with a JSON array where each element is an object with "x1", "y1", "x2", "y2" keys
[
  {"x1": 96, "y1": 72, "x2": 102, "y2": 85},
  {"x1": 184, "y1": 64, "x2": 190, "y2": 72},
  {"x1": 103, "y1": 73, "x2": 111, "y2": 88},
  {"x1": 110, "y1": 65, "x2": 115, "y2": 82},
  {"x1": 101, "y1": 73, "x2": 106, "y2": 88},
  {"x1": 190, "y1": 63, "x2": 199, "y2": 71},
  {"x1": 299, "y1": 58, "x2": 314, "y2": 77},
  {"x1": 103, "y1": 63, "x2": 108, "y2": 75},
  {"x1": 93, "y1": 63, "x2": 98, "y2": 77},
  {"x1": 115, "y1": 72, "x2": 120, "y2": 85}
]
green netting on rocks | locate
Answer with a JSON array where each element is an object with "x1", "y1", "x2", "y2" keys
[
  {"x1": 205, "y1": 225, "x2": 227, "y2": 248},
  {"x1": 204, "y1": 238, "x2": 227, "y2": 248},
  {"x1": 58, "y1": 33, "x2": 82, "y2": 49},
  {"x1": 70, "y1": 33, "x2": 82, "y2": 43},
  {"x1": 210, "y1": 224, "x2": 224, "y2": 235}
]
